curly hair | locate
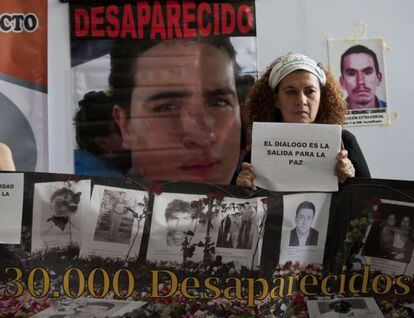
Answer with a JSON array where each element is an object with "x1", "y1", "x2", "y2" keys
[{"x1": 243, "y1": 60, "x2": 347, "y2": 150}]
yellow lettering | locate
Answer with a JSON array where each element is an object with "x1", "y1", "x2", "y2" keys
[{"x1": 150, "y1": 270, "x2": 178, "y2": 298}]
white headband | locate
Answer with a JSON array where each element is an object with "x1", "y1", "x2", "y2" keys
[{"x1": 268, "y1": 53, "x2": 326, "y2": 89}]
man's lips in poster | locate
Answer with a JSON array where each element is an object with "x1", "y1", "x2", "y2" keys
[
  {"x1": 179, "y1": 157, "x2": 221, "y2": 174},
  {"x1": 353, "y1": 87, "x2": 371, "y2": 95}
]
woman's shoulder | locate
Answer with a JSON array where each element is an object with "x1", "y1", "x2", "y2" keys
[{"x1": 341, "y1": 129, "x2": 357, "y2": 142}]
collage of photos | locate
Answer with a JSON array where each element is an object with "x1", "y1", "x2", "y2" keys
[
  {"x1": 146, "y1": 192, "x2": 266, "y2": 268},
  {"x1": 360, "y1": 199, "x2": 414, "y2": 275},
  {"x1": 80, "y1": 185, "x2": 148, "y2": 260},
  {"x1": 31, "y1": 180, "x2": 91, "y2": 252},
  {"x1": 278, "y1": 193, "x2": 332, "y2": 265},
  {"x1": 328, "y1": 38, "x2": 389, "y2": 126},
  {"x1": 26, "y1": 174, "x2": 271, "y2": 267}
]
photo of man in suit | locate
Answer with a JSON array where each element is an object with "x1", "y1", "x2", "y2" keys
[{"x1": 289, "y1": 201, "x2": 319, "y2": 246}]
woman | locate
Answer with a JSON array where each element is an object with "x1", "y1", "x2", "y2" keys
[{"x1": 236, "y1": 53, "x2": 370, "y2": 188}]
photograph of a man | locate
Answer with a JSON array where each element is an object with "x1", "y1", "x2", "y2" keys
[
  {"x1": 289, "y1": 201, "x2": 319, "y2": 246},
  {"x1": 165, "y1": 199, "x2": 197, "y2": 246},
  {"x1": 340, "y1": 44, "x2": 386, "y2": 110},
  {"x1": 237, "y1": 202, "x2": 254, "y2": 249}
]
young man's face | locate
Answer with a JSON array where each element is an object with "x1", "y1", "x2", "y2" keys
[
  {"x1": 51, "y1": 194, "x2": 70, "y2": 216},
  {"x1": 401, "y1": 216, "x2": 410, "y2": 230},
  {"x1": 115, "y1": 40, "x2": 241, "y2": 184},
  {"x1": 386, "y1": 214, "x2": 396, "y2": 227},
  {"x1": 340, "y1": 52, "x2": 382, "y2": 109},
  {"x1": 295, "y1": 208, "x2": 314, "y2": 235},
  {"x1": 166, "y1": 211, "x2": 195, "y2": 243}
]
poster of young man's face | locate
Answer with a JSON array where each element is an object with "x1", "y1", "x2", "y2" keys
[
  {"x1": 146, "y1": 192, "x2": 265, "y2": 267},
  {"x1": 72, "y1": 35, "x2": 257, "y2": 184},
  {"x1": 361, "y1": 199, "x2": 414, "y2": 274},
  {"x1": 278, "y1": 193, "x2": 331, "y2": 265},
  {"x1": 31, "y1": 180, "x2": 91, "y2": 252},
  {"x1": 328, "y1": 39, "x2": 389, "y2": 126},
  {"x1": 80, "y1": 185, "x2": 147, "y2": 260}
]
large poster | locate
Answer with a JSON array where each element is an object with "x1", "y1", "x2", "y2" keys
[
  {"x1": 2, "y1": 172, "x2": 414, "y2": 317},
  {"x1": 69, "y1": 0, "x2": 258, "y2": 183},
  {"x1": 0, "y1": 0, "x2": 48, "y2": 171},
  {"x1": 0, "y1": 173, "x2": 414, "y2": 317}
]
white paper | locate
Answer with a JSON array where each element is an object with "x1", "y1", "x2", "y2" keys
[
  {"x1": 32, "y1": 298, "x2": 145, "y2": 317},
  {"x1": 278, "y1": 193, "x2": 331, "y2": 265},
  {"x1": 306, "y1": 297, "x2": 384, "y2": 318},
  {"x1": 146, "y1": 192, "x2": 265, "y2": 268},
  {"x1": 80, "y1": 185, "x2": 147, "y2": 260},
  {"x1": 252, "y1": 122, "x2": 341, "y2": 192},
  {"x1": 31, "y1": 180, "x2": 92, "y2": 252},
  {"x1": 0, "y1": 173, "x2": 24, "y2": 244}
]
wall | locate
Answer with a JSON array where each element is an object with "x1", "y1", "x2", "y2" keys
[{"x1": 48, "y1": 0, "x2": 414, "y2": 181}]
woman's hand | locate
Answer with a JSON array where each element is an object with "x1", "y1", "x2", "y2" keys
[
  {"x1": 236, "y1": 162, "x2": 257, "y2": 190},
  {"x1": 0, "y1": 143, "x2": 16, "y2": 171},
  {"x1": 335, "y1": 149, "x2": 355, "y2": 183}
]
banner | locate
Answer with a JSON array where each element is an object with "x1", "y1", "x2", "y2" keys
[
  {"x1": 1, "y1": 172, "x2": 414, "y2": 316},
  {"x1": 0, "y1": 0, "x2": 48, "y2": 171},
  {"x1": 69, "y1": 0, "x2": 258, "y2": 185}
]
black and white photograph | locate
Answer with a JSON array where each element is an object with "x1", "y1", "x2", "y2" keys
[
  {"x1": 306, "y1": 297, "x2": 384, "y2": 318},
  {"x1": 215, "y1": 201, "x2": 257, "y2": 250},
  {"x1": 361, "y1": 199, "x2": 414, "y2": 274},
  {"x1": 328, "y1": 38, "x2": 389, "y2": 126},
  {"x1": 146, "y1": 192, "x2": 265, "y2": 268},
  {"x1": 93, "y1": 190, "x2": 136, "y2": 244},
  {"x1": 31, "y1": 297, "x2": 145, "y2": 318},
  {"x1": 80, "y1": 185, "x2": 147, "y2": 260},
  {"x1": 278, "y1": 193, "x2": 331, "y2": 265},
  {"x1": 31, "y1": 180, "x2": 91, "y2": 252}
]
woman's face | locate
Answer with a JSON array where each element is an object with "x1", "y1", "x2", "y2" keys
[{"x1": 275, "y1": 70, "x2": 321, "y2": 124}]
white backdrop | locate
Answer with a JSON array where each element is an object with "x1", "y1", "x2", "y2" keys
[{"x1": 48, "y1": 0, "x2": 414, "y2": 181}]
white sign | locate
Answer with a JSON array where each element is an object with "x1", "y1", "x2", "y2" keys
[
  {"x1": 252, "y1": 122, "x2": 341, "y2": 192},
  {"x1": 0, "y1": 173, "x2": 24, "y2": 244}
]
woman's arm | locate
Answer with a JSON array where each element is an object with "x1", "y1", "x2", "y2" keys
[
  {"x1": 342, "y1": 130, "x2": 371, "y2": 178},
  {"x1": 0, "y1": 143, "x2": 16, "y2": 171}
]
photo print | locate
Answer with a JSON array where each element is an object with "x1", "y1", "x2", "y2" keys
[
  {"x1": 146, "y1": 192, "x2": 266, "y2": 268},
  {"x1": 278, "y1": 193, "x2": 332, "y2": 265},
  {"x1": 306, "y1": 297, "x2": 384, "y2": 318},
  {"x1": 360, "y1": 199, "x2": 414, "y2": 275},
  {"x1": 31, "y1": 297, "x2": 145, "y2": 318},
  {"x1": 31, "y1": 180, "x2": 91, "y2": 252},
  {"x1": 328, "y1": 38, "x2": 389, "y2": 126},
  {"x1": 80, "y1": 185, "x2": 147, "y2": 260}
]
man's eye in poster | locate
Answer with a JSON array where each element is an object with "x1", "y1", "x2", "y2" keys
[{"x1": 71, "y1": 0, "x2": 258, "y2": 184}]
